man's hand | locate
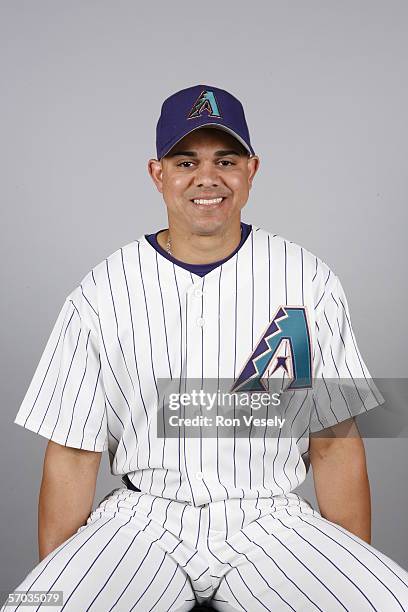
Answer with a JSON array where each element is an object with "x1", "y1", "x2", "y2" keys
[
  {"x1": 309, "y1": 418, "x2": 371, "y2": 543},
  {"x1": 38, "y1": 440, "x2": 102, "y2": 561}
]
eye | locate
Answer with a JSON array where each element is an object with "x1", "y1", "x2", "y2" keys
[
  {"x1": 218, "y1": 159, "x2": 235, "y2": 166},
  {"x1": 177, "y1": 161, "x2": 194, "y2": 168}
]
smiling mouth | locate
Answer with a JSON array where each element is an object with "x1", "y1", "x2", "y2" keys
[{"x1": 190, "y1": 197, "x2": 226, "y2": 206}]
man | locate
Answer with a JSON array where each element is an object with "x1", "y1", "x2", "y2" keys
[{"x1": 4, "y1": 85, "x2": 408, "y2": 611}]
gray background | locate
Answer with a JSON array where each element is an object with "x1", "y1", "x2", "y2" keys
[{"x1": 1, "y1": 0, "x2": 407, "y2": 594}]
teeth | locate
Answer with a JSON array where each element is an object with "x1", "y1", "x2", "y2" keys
[{"x1": 193, "y1": 197, "x2": 224, "y2": 205}]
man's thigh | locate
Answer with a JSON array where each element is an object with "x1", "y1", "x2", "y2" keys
[
  {"x1": 1, "y1": 488, "x2": 196, "y2": 612},
  {"x1": 210, "y1": 505, "x2": 408, "y2": 612}
]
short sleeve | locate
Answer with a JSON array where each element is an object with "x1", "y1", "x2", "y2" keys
[
  {"x1": 310, "y1": 272, "x2": 384, "y2": 433},
  {"x1": 13, "y1": 271, "x2": 108, "y2": 452}
]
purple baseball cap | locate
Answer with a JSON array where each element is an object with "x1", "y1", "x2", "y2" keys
[{"x1": 156, "y1": 84, "x2": 255, "y2": 160}]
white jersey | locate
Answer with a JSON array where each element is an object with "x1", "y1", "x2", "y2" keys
[{"x1": 14, "y1": 225, "x2": 383, "y2": 506}]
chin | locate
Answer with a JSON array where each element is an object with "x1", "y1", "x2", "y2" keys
[{"x1": 189, "y1": 219, "x2": 231, "y2": 236}]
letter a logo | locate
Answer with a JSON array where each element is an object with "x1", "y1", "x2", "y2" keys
[
  {"x1": 187, "y1": 90, "x2": 222, "y2": 119},
  {"x1": 232, "y1": 307, "x2": 312, "y2": 393}
]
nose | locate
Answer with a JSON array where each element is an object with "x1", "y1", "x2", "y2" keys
[{"x1": 194, "y1": 160, "x2": 221, "y2": 187}]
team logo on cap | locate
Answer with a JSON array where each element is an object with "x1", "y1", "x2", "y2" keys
[{"x1": 187, "y1": 90, "x2": 222, "y2": 119}]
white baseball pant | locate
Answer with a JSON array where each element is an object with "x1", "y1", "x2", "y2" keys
[{"x1": 2, "y1": 488, "x2": 408, "y2": 611}]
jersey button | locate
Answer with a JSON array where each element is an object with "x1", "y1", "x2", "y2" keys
[
  {"x1": 194, "y1": 288, "x2": 203, "y2": 297},
  {"x1": 196, "y1": 317, "x2": 205, "y2": 327},
  {"x1": 196, "y1": 472, "x2": 204, "y2": 480}
]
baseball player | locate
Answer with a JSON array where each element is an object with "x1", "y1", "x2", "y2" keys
[{"x1": 3, "y1": 84, "x2": 408, "y2": 611}]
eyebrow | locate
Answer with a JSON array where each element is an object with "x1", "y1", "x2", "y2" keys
[{"x1": 166, "y1": 149, "x2": 242, "y2": 158}]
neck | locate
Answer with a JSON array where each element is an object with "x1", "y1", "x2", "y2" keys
[{"x1": 159, "y1": 223, "x2": 243, "y2": 264}]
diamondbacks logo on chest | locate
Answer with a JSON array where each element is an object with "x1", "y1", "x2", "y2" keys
[{"x1": 232, "y1": 306, "x2": 312, "y2": 392}]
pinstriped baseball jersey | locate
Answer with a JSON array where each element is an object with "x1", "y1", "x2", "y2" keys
[{"x1": 14, "y1": 225, "x2": 383, "y2": 506}]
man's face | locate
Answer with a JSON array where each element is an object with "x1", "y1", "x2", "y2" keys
[{"x1": 148, "y1": 128, "x2": 260, "y2": 236}]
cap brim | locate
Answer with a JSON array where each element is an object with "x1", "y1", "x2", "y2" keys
[{"x1": 160, "y1": 123, "x2": 254, "y2": 159}]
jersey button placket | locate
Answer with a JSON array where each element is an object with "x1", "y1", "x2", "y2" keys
[{"x1": 184, "y1": 282, "x2": 207, "y2": 505}]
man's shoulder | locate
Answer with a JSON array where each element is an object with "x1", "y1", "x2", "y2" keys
[
  {"x1": 91, "y1": 236, "x2": 145, "y2": 276},
  {"x1": 67, "y1": 236, "x2": 147, "y2": 306},
  {"x1": 252, "y1": 225, "x2": 336, "y2": 279}
]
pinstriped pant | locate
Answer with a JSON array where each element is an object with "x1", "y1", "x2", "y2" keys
[{"x1": 2, "y1": 487, "x2": 408, "y2": 611}]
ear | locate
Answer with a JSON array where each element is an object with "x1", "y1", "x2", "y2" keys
[
  {"x1": 148, "y1": 158, "x2": 164, "y2": 194},
  {"x1": 247, "y1": 155, "x2": 260, "y2": 189}
]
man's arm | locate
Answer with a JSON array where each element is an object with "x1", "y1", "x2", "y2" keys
[
  {"x1": 309, "y1": 418, "x2": 371, "y2": 543},
  {"x1": 38, "y1": 440, "x2": 102, "y2": 561}
]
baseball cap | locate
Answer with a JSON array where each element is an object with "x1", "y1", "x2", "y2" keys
[{"x1": 156, "y1": 84, "x2": 255, "y2": 160}]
